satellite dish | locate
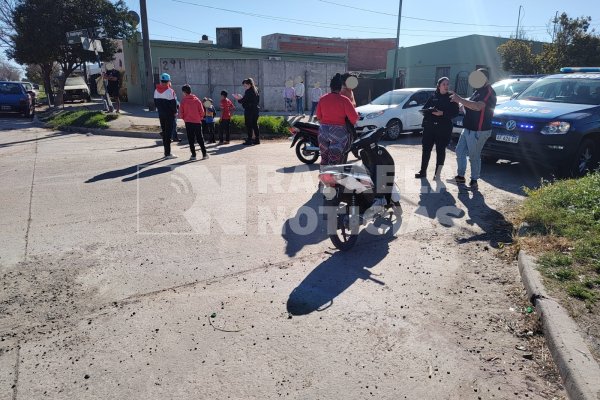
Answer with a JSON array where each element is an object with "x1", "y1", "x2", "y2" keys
[
  {"x1": 128, "y1": 11, "x2": 141, "y2": 27},
  {"x1": 468, "y1": 70, "x2": 487, "y2": 89},
  {"x1": 345, "y1": 75, "x2": 358, "y2": 89}
]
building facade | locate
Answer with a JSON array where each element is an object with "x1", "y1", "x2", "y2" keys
[
  {"x1": 262, "y1": 33, "x2": 396, "y2": 71},
  {"x1": 386, "y1": 35, "x2": 544, "y2": 95},
  {"x1": 123, "y1": 33, "x2": 346, "y2": 110}
]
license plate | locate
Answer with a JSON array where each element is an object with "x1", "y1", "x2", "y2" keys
[
  {"x1": 496, "y1": 133, "x2": 519, "y2": 143},
  {"x1": 1, "y1": 106, "x2": 10, "y2": 110}
]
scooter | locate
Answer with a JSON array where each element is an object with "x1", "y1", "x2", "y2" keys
[
  {"x1": 318, "y1": 127, "x2": 402, "y2": 251},
  {"x1": 289, "y1": 121, "x2": 362, "y2": 164}
]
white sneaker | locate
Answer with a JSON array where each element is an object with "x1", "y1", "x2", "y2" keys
[
  {"x1": 165, "y1": 155, "x2": 176, "y2": 160},
  {"x1": 190, "y1": 155, "x2": 197, "y2": 161}
]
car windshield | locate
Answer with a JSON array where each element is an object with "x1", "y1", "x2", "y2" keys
[
  {"x1": 65, "y1": 77, "x2": 86, "y2": 86},
  {"x1": 492, "y1": 80, "x2": 535, "y2": 97},
  {"x1": 0, "y1": 82, "x2": 23, "y2": 95},
  {"x1": 518, "y1": 77, "x2": 600, "y2": 105},
  {"x1": 370, "y1": 91, "x2": 409, "y2": 106},
  {"x1": 22, "y1": 82, "x2": 33, "y2": 91}
]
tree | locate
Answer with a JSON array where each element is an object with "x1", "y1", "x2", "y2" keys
[
  {"x1": 7, "y1": 0, "x2": 135, "y2": 105},
  {"x1": 497, "y1": 40, "x2": 539, "y2": 75},
  {"x1": 537, "y1": 13, "x2": 600, "y2": 73},
  {"x1": 0, "y1": 55, "x2": 21, "y2": 80}
]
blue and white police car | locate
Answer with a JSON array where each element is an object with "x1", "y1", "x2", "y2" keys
[{"x1": 482, "y1": 67, "x2": 600, "y2": 176}]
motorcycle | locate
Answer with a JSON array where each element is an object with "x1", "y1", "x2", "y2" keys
[
  {"x1": 319, "y1": 127, "x2": 402, "y2": 251},
  {"x1": 289, "y1": 121, "x2": 362, "y2": 164}
]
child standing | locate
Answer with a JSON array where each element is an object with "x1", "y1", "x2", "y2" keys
[
  {"x1": 179, "y1": 85, "x2": 208, "y2": 160},
  {"x1": 202, "y1": 98, "x2": 217, "y2": 143},
  {"x1": 218, "y1": 90, "x2": 235, "y2": 145}
]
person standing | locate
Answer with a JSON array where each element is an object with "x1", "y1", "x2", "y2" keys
[
  {"x1": 450, "y1": 69, "x2": 497, "y2": 190},
  {"x1": 153, "y1": 73, "x2": 178, "y2": 159},
  {"x1": 202, "y1": 98, "x2": 216, "y2": 143},
  {"x1": 283, "y1": 83, "x2": 295, "y2": 113},
  {"x1": 316, "y1": 73, "x2": 358, "y2": 166},
  {"x1": 218, "y1": 90, "x2": 235, "y2": 145},
  {"x1": 309, "y1": 83, "x2": 323, "y2": 120},
  {"x1": 103, "y1": 63, "x2": 121, "y2": 113},
  {"x1": 179, "y1": 84, "x2": 208, "y2": 160},
  {"x1": 233, "y1": 78, "x2": 261, "y2": 145},
  {"x1": 415, "y1": 77, "x2": 459, "y2": 179},
  {"x1": 294, "y1": 78, "x2": 305, "y2": 115}
]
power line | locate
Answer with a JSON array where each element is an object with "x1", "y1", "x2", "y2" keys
[
  {"x1": 317, "y1": 0, "x2": 549, "y2": 28},
  {"x1": 149, "y1": 18, "x2": 214, "y2": 39}
]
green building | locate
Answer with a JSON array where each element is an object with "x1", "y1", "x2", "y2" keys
[
  {"x1": 123, "y1": 33, "x2": 346, "y2": 110},
  {"x1": 386, "y1": 35, "x2": 544, "y2": 95}
]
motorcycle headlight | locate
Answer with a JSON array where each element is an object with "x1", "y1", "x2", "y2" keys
[
  {"x1": 541, "y1": 121, "x2": 570, "y2": 135},
  {"x1": 365, "y1": 110, "x2": 386, "y2": 119}
]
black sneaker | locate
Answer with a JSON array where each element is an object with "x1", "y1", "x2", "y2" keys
[
  {"x1": 469, "y1": 179, "x2": 478, "y2": 189},
  {"x1": 454, "y1": 175, "x2": 466, "y2": 184},
  {"x1": 415, "y1": 171, "x2": 426, "y2": 178},
  {"x1": 242, "y1": 140, "x2": 253, "y2": 145},
  {"x1": 253, "y1": 139, "x2": 260, "y2": 145}
]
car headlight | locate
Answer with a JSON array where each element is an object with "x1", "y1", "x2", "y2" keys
[
  {"x1": 365, "y1": 110, "x2": 386, "y2": 119},
  {"x1": 541, "y1": 121, "x2": 570, "y2": 135}
]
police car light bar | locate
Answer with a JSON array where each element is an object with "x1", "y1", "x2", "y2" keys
[{"x1": 560, "y1": 67, "x2": 600, "y2": 73}]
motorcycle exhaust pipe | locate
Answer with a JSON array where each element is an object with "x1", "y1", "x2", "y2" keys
[{"x1": 304, "y1": 145, "x2": 320, "y2": 152}]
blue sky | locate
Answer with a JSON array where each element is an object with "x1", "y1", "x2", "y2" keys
[{"x1": 124, "y1": 0, "x2": 598, "y2": 48}]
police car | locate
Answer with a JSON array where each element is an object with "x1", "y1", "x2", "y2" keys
[{"x1": 482, "y1": 67, "x2": 600, "y2": 176}]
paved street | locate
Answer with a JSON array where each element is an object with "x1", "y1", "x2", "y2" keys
[{"x1": 0, "y1": 118, "x2": 565, "y2": 399}]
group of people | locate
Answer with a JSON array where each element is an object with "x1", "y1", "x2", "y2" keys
[
  {"x1": 153, "y1": 72, "x2": 239, "y2": 160},
  {"x1": 415, "y1": 68, "x2": 496, "y2": 190},
  {"x1": 316, "y1": 68, "x2": 497, "y2": 192},
  {"x1": 283, "y1": 79, "x2": 326, "y2": 119}
]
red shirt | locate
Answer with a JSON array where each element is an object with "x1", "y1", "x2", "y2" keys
[
  {"x1": 179, "y1": 94, "x2": 205, "y2": 124},
  {"x1": 220, "y1": 97, "x2": 235, "y2": 120},
  {"x1": 316, "y1": 92, "x2": 358, "y2": 126}
]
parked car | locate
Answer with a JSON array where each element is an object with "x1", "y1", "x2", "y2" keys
[
  {"x1": 481, "y1": 67, "x2": 600, "y2": 177},
  {"x1": 20, "y1": 81, "x2": 38, "y2": 105},
  {"x1": 62, "y1": 75, "x2": 91, "y2": 102},
  {"x1": 0, "y1": 81, "x2": 35, "y2": 117},
  {"x1": 355, "y1": 88, "x2": 436, "y2": 140}
]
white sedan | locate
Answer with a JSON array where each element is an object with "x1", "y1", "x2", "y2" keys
[{"x1": 356, "y1": 88, "x2": 435, "y2": 140}]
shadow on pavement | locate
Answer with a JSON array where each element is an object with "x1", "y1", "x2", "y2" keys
[
  {"x1": 282, "y1": 191, "x2": 328, "y2": 257},
  {"x1": 0, "y1": 132, "x2": 70, "y2": 148},
  {"x1": 286, "y1": 236, "x2": 392, "y2": 316},
  {"x1": 276, "y1": 164, "x2": 320, "y2": 174},
  {"x1": 85, "y1": 158, "x2": 165, "y2": 183},
  {"x1": 415, "y1": 177, "x2": 465, "y2": 227},
  {"x1": 117, "y1": 141, "x2": 162, "y2": 152},
  {"x1": 457, "y1": 189, "x2": 514, "y2": 248}
]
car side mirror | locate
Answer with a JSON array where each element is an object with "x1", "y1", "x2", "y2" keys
[{"x1": 408, "y1": 100, "x2": 418, "y2": 107}]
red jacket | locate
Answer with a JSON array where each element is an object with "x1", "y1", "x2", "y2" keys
[
  {"x1": 220, "y1": 97, "x2": 235, "y2": 120},
  {"x1": 179, "y1": 94, "x2": 205, "y2": 124},
  {"x1": 316, "y1": 92, "x2": 358, "y2": 126}
]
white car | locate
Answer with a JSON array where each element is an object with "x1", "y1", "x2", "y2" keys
[{"x1": 356, "y1": 88, "x2": 435, "y2": 140}]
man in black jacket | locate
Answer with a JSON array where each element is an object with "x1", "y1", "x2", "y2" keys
[{"x1": 153, "y1": 73, "x2": 178, "y2": 158}]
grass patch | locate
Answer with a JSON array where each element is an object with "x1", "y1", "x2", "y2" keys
[
  {"x1": 44, "y1": 110, "x2": 118, "y2": 129},
  {"x1": 216, "y1": 115, "x2": 291, "y2": 136},
  {"x1": 521, "y1": 172, "x2": 600, "y2": 303}
]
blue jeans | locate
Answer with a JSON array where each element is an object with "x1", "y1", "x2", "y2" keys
[
  {"x1": 310, "y1": 101, "x2": 318, "y2": 118},
  {"x1": 171, "y1": 117, "x2": 178, "y2": 140},
  {"x1": 296, "y1": 96, "x2": 304, "y2": 114},
  {"x1": 456, "y1": 128, "x2": 491, "y2": 180}
]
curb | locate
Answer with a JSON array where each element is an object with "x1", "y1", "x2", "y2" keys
[
  {"x1": 55, "y1": 125, "x2": 160, "y2": 140},
  {"x1": 518, "y1": 250, "x2": 600, "y2": 400}
]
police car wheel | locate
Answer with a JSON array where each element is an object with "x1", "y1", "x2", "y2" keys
[{"x1": 569, "y1": 139, "x2": 597, "y2": 177}]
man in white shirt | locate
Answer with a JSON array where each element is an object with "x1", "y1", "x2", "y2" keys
[{"x1": 309, "y1": 82, "x2": 323, "y2": 120}]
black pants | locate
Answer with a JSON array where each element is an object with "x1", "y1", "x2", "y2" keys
[
  {"x1": 244, "y1": 110, "x2": 260, "y2": 142},
  {"x1": 185, "y1": 122, "x2": 206, "y2": 156},
  {"x1": 219, "y1": 119, "x2": 230, "y2": 142},
  {"x1": 420, "y1": 121, "x2": 452, "y2": 172},
  {"x1": 202, "y1": 121, "x2": 215, "y2": 142},
  {"x1": 159, "y1": 114, "x2": 175, "y2": 156}
]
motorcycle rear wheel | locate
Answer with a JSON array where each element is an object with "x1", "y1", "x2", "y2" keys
[
  {"x1": 295, "y1": 138, "x2": 319, "y2": 164},
  {"x1": 329, "y1": 204, "x2": 359, "y2": 251}
]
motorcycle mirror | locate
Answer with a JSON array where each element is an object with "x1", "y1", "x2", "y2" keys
[{"x1": 345, "y1": 76, "x2": 359, "y2": 89}]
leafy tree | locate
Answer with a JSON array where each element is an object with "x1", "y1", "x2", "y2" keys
[
  {"x1": 537, "y1": 13, "x2": 600, "y2": 73},
  {"x1": 7, "y1": 0, "x2": 135, "y2": 105},
  {"x1": 497, "y1": 40, "x2": 539, "y2": 74}
]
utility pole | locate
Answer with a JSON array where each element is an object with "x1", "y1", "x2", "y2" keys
[
  {"x1": 140, "y1": 0, "x2": 155, "y2": 111},
  {"x1": 391, "y1": 0, "x2": 403, "y2": 91},
  {"x1": 515, "y1": 5, "x2": 523, "y2": 39},
  {"x1": 552, "y1": 11, "x2": 559, "y2": 42}
]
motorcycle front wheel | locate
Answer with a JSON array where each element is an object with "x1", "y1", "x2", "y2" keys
[
  {"x1": 295, "y1": 138, "x2": 319, "y2": 164},
  {"x1": 329, "y1": 203, "x2": 359, "y2": 251}
]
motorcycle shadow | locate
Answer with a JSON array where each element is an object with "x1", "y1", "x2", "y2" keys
[{"x1": 286, "y1": 235, "x2": 394, "y2": 316}]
